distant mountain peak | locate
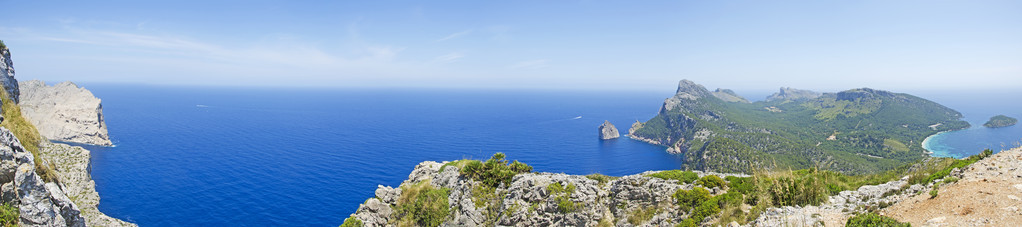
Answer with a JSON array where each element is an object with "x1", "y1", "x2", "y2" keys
[{"x1": 766, "y1": 87, "x2": 821, "y2": 102}]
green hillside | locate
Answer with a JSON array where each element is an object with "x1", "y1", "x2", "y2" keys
[{"x1": 632, "y1": 80, "x2": 969, "y2": 174}]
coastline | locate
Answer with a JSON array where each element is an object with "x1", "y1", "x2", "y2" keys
[{"x1": 922, "y1": 130, "x2": 956, "y2": 158}]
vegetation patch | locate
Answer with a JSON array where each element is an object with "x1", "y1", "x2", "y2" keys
[
  {"x1": 648, "y1": 170, "x2": 699, "y2": 184},
  {"x1": 339, "y1": 216, "x2": 364, "y2": 227},
  {"x1": 1, "y1": 91, "x2": 58, "y2": 182},
  {"x1": 547, "y1": 182, "x2": 578, "y2": 213},
  {"x1": 393, "y1": 181, "x2": 451, "y2": 227},
  {"x1": 460, "y1": 153, "x2": 532, "y2": 188},
  {"x1": 697, "y1": 175, "x2": 726, "y2": 189},
  {"x1": 0, "y1": 203, "x2": 16, "y2": 227},
  {"x1": 627, "y1": 206, "x2": 659, "y2": 225},
  {"x1": 585, "y1": 173, "x2": 617, "y2": 186},
  {"x1": 845, "y1": 212, "x2": 910, "y2": 227}
]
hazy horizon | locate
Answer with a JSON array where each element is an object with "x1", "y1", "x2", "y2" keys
[{"x1": 2, "y1": 1, "x2": 1021, "y2": 91}]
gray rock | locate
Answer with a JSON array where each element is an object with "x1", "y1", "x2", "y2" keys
[
  {"x1": 0, "y1": 45, "x2": 19, "y2": 103},
  {"x1": 628, "y1": 120, "x2": 643, "y2": 135},
  {"x1": 18, "y1": 80, "x2": 112, "y2": 146},
  {"x1": 711, "y1": 88, "x2": 750, "y2": 103},
  {"x1": 599, "y1": 121, "x2": 620, "y2": 140},
  {"x1": 39, "y1": 143, "x2": 137, "y2": 227},
  {"x1": 766, "y1": 87, "x2": 822, "y2": 102},
  {"x1": 16, "y1": 164, "x2": 67, "y2": 227}
]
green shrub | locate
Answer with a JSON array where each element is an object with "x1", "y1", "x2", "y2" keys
[
  {"x1": 725, "y1": 176, "x2": 756, "y2": 194},
  {"x1": 676, "y1": 218, "x2": 698, "y2": 227},
  {"x1": 691, "y1": 199, "x2": 721, "y2": 222},
  {"x1": 845, "y1": 212, "x2": 909, "y2": 227},
  {"x1": 697, "y1": 175, "x2": 726, "y2": 189},
  {"x1": 395, "y1": 181, "x2": 451, "y2": 227},
  {"x1": 673, "y1": 187, "x2": 711, "y2": 211},
  {"x1": 339, "y1": 216, "x2": 364, "y2": 227},
  {"x1": 649, "y1": 170, "x2": 699, "y2": 184},
  {"x1": 460, "y1": 153, "x2": 533, "y2": 187},
  {"x1": 586, "y1": 173, "x2": 617, "y2": 186},
  {"x1": 555, "y1": 196, "x2": 577, "y2": 213},
  {"x1": 546, "y1": 182, "x2": 576, "y2": 195},
  {"x1": 0, "y1": 203, "x2": 16, "y2": 227},
  {"x1": 929, "y1": 189, "x2": 938, "y2": 199},
  {"x1": 943, "y1": 176, "x2": 959, "y2": 184}
]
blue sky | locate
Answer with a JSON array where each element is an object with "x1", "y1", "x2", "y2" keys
[{"x1": 1, "y1": 1, "x2": 1020, "y2": 92}]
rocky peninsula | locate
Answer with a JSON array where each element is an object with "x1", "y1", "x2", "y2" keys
[
  {"x1": 598, "y1": 121, "x2": 619, "y2": 140},
  {"x1": 983, "y1": 115, "x2": 1017, "y2": 128},
  {"x1": 18, "y1": 80, "x2": 112, "y2": 146}
]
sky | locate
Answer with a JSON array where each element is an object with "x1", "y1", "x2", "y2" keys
[{"x1": 1, "y1": 0, "x2": 1020, "y2": 93}]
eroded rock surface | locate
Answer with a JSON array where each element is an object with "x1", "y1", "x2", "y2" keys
[
  {"x1": 18, "y1": 80, "x2": 111, "y2": 146},
  {"x1": 39, "y1": 143, "x2": 136, "y2": 227},
  {"x1": 599, "y1": 121, "x2": 620, "y2": 140},
  {"x1": 0, "y1": 127, "x2": 86, "y2": 227}
]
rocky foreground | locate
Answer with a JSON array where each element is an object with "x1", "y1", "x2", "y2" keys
[{"x1": 343, "y1": 146, "x2": 1021, "y2": 226}]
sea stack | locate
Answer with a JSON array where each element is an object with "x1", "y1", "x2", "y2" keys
[{"x1": 598, "y1": 120, "x2": 620, "y2": 140}]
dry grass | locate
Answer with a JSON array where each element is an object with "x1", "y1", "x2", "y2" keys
[{"x1": 0, "y1": 91, "x2": 58, "y2": 182}]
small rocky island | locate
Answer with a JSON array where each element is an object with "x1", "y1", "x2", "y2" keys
[
  {"x1": 598, "y1": 120, "x2": 619, "y2": 140},
  {"x1": 983, "y1": 115, "x2": 1017, "y2": 128}
]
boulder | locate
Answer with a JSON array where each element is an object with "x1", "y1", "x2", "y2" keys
[{"x1": 598, "y1": 121, "x2": 620, "y2": 140}]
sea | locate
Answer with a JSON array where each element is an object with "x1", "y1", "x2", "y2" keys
[{"x1": 72, "y1": 85, "x2": 1020, "y2": 226}]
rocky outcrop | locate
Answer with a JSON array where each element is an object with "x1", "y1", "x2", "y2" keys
[
  {"x1": 18, "y1": 80, "x2": 111, "y2": 146},
  {"x1": 711, "y1": 89, "x2": 750, "y2": 103},
  {"x1": 765, "y1": 87, "x2": 821, "y2": 102},
  {"x1": 599, "y1": 121, "x2": 620, "y2": 140},
  {"x1": 345, "y1": 161, "x2": 747, "y2": 226},
  {"x1": 0, "y1": 127, "x2": 87, "y2": 227},
  {"x1": 627, "y1": 120, "x2": 643, "y2": 135},
  {"x1": 0, "y1": 44, "x2": 19, "y2": 103},
  {"x1": 38, "y1": 143, "x2": 136, "y2": 227}
]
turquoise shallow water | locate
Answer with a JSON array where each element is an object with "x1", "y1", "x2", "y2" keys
[{"x1": 916, "y1": 90, "x2": 1022, "y2": 158}]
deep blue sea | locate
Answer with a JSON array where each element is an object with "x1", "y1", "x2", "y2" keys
[
  {"x1": 73, "y1": 85, "x2": 1021, "y2": 226},
  {"x1": 80, "y1": 85, "x2": 684, "y2": 226}
]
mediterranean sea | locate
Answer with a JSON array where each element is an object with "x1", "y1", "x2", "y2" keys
[
  {"x1": 72, "y1": 85, "x2": 1021, "y2": 226},
  {"x1": 79, "y1": 85, "x2": 683, "y2": 226}
]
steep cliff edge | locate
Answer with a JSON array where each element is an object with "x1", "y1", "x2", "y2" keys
[
  {"x1": 19, "y1": 80, "x2": 111, "y2": 146},
  {"x1": 0, "y1": 41, "x2": 132, "y2": 226}
]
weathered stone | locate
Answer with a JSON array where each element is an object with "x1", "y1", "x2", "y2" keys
[
  {"x1": 598, "y1": 121, "x2": 620, "y2": 140},
  {"x1": 19, "y1": 80, "x2": 111, "y2": 146}
]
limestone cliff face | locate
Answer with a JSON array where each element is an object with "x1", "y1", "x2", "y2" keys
[
  {"x1": 765, "y1": 87, "x2": 821, "y2": 102},
  {"x1": 0, "y1": 45, "x2": 19, "y2": 103},
  {"x1": 18, "y1": 80, "x2": 111, "y2": 146},
  {"x1": 39, "y1": 143, "x2": 136, "y2": 227},
  {"x1": 0, "y1": 127, "x2": 86, "y2": 227}
]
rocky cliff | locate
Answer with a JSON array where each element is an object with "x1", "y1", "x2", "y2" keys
[
  {"x1": 765, "y1": 87, "x2": 821, "y2": 102},
  {"x1": 0, "y1": 44, "x2": 19, "y2": 103},
  {"x1": 0, "y1": 127, "x2": 86, "y2": 226},
  {"x1": 18, "y1": 80, "x2": 111, "y2": 146},
  {"x1": 598, "y1": 121, "x2": 620, "y2": 140},
  {"x1": 38, "y1": 143, "x2": 136, "y2": 227}
]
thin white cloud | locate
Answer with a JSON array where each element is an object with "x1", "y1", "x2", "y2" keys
[
  {"x1": 433, "y1": 52, "x2": 465, "y2": 63},
  {"x1": 509, "y1": 59, "x2": 550, "y2": 69},
  {"x1": 436, "y1": 30, "x2": 472, "y2": 42}
]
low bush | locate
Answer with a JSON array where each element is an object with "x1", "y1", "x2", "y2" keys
[
  {"x1": 845, "y1": 212, "x2": 910, "y2": 227},
  {"x1": 673, "y1": 187, "x2": 711, "y2": 211},
  {"x1": 649, "y1": 170, "x2": 699, "y2": 184},
  {"x1": 929, "y1": 188, "x2": 938, "y2": 199},
  {"x1": 339, "y1": 216, "x2": 364, "y2": 227},
  {"x1": 460, "y1": 153, "x2": 532, "y2": 188},
  {"x1": 586, "y1": 173, "x2": 617, "y2": 186},
  {"x1": 725, "y1": 176, "x2": 756, "y2": 194},
  {"x1": 394, "y1": 181, "x2": 451, "y2": 227},
  {"x1": 697, "y1": 175, "x2": 726, "y2": 189},
  {"x1": 547, "y1": 182, "x2": 578, "y2": 213}
]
